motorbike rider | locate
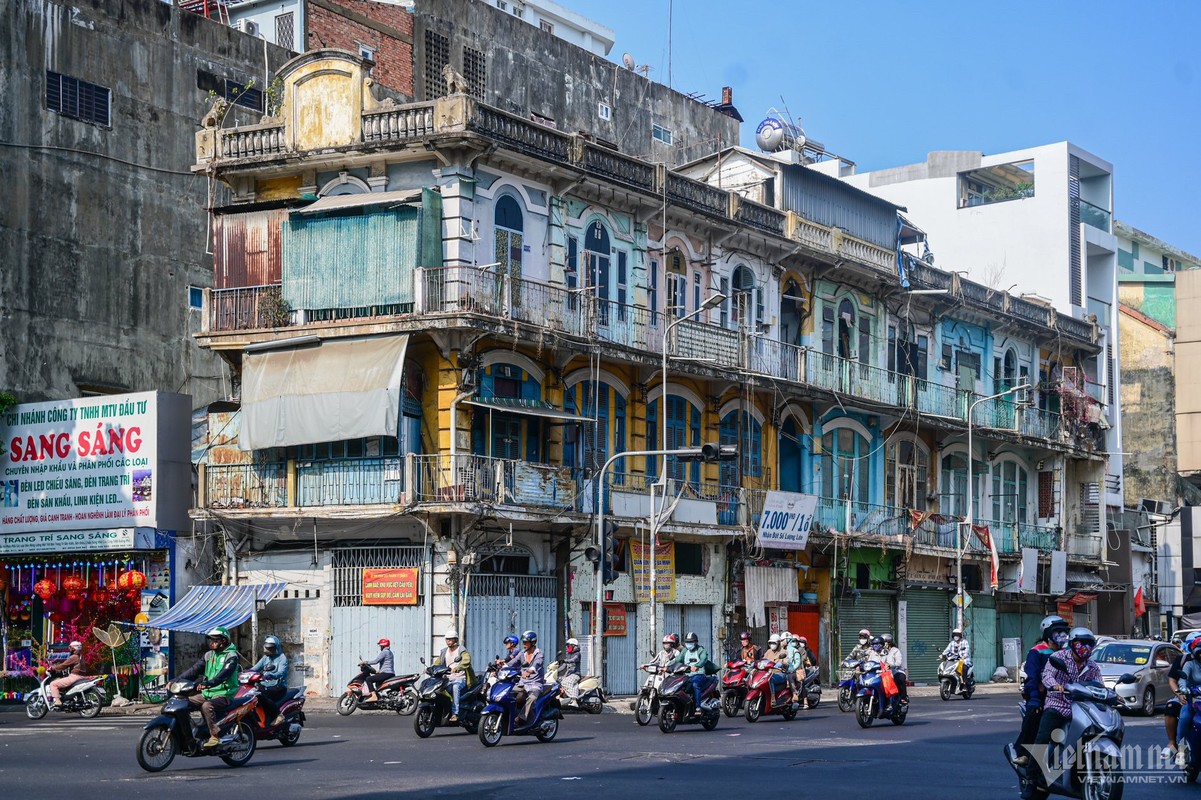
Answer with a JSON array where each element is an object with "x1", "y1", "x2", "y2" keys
[
  {"x1": 667, "y1": 632, "x2": 712, "y2": 711},
  {"x1": 361, "y1": 638, "x2": 395, "y2": 703},
  {"x1": 1022, "y1": 627, "x2": 1102, "y2": 800},
  {"x1": 1175, "y1": 633, "x2": 1201, "y2": 765},
  {"x1": 249, "y1": 635, "x2": 289, "y2": 727},
  {"x1": 738, "y1": 631, "x2": 762, "y2": 663},
  {"x1": 559, "y1": 637, "x2": 582, "y2": 701},
  {"x1": 763, "y1": 633, "x2": 788, "y2": 694},
  {"x1": 432, "y1": 628, "x2": 474, "y2": 721},
  {"x1": 879, "y1": 633, "x2": 908, "y2": 713},
  {"x1": 178, "y1": 627, "x2": 242, "y2": 748},
  {"x1": 47, "y1": 640, "x2": 87, "y2": 709},
  {"x1": 514, "y1": 630, "x2": 544, "y2": 726},
  {"x1": 643, "y1": 633, "x2": 680, "y2": 670},
  {"x1": 848, "y1": 628, "x2": 873, "y2": 663},
  {"x1": 1011, "y1": 615, "x2": 1070, "y2": 767},
  {"x1": 785, "y1": 632, "x2": 810, "y2": 706},
  {"x1": 940, "y1": 627, "x2": 973, "y2": 683},
  {"x1": 498, "y1": 634, "x2": 521, "y2": 668},
  {"x1": 1165, "y1": 634, "x2": 1195, "y2": 766}
]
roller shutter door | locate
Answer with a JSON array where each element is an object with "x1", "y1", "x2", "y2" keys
[
  {"x1": 905, "y1": 588, "x2": 951, "y2": 683},
  {"x1": 967, "y1": 594, "x2": 998, "y2": 678},
  {"x1": 836, "y1": 592, "x2": 894, "y2": 662}
]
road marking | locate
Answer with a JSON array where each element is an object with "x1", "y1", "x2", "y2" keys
[{"x1": 383, "y1": 761, "x2": 404, "y2": 764}]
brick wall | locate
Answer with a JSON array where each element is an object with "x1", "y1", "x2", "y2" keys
[{"x1": 308, "y1": 0, "x2": 414, "y2": 97}]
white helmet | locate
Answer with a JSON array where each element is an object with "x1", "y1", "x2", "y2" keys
[
  {"x1": 566, "y1": 637, "x2": 579, "y2": 647},
  {"x1": 951, "y1": 628, "x2": 963, "y2": 638},
  {"x1": 69, "y1": 640, "x2": 82, "y2": 650},
  {"x1": 444, "y1": 628, "x2": 459, "y2": 640},
  {"x1": 768, "y1": 633, "x2": 781, "y2": 644}
]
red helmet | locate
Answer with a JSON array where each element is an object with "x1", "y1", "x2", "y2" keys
[{"x1": 377, "y1": 638, "x2": 391, "y2": 647}]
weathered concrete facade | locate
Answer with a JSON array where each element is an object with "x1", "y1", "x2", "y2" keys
[
  {"x1": 1117, "y1": 305, "x2": 1178, "y2": 506},
  {"x1": 0, "y1": 0, "x2": 289, "y2": 405}
]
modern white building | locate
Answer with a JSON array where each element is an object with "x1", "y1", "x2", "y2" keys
[{"x1": 843, "y1": 143, "x2": 1124, "y2": 513}]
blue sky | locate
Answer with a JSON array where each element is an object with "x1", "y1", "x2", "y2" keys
[{"x1": 570, "y1": 0, "x2": 1201, "y2": 257}]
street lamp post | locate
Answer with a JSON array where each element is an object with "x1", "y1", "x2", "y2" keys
[
  {"x1": 959, "y1": 382, "x2": 1031, "y2": 629},
  {"x1": 651, "y1": 292, "x2": 725, "y2": 649}
]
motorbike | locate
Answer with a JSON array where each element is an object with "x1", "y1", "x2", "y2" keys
[
  {"x1": 855, "y1": 661, "x2": 909, "y2": 727},
  {"x1": 655, "y1": 663, "x2": 720, "y2": 734},
  {"x1": 938, "y1": 655, "x2": 976, "y2": 700},
  {"x1": 743, "y1": 659, "x2": 798, "y2": 722},
  {"x1": 24, "y1": 669, "x2": 106, "y2": 720},
  {"x1": 838, "y1": 657, "x2": 864, "y2": 712},
  {"x1": 1177, "y1": 684, "x2": 1201, "y2": 784},
  {"x1": 337, "y1": 659, "x2": 420, "y2": 716},
  {"x1": 635, "y1": 664, "x2": 665, "y2": 726},
  {"x1": 546, "y1": 658, "x2": 605, "y2": 714},
  {"x1": 135, "y1": 679, "x2": 258, "y2": 772},
  {"x1": 1004, "y1": 674, "x2": 1129, "y2": 800},
  {"x1": 236, "y1": 670, "x2": 307, "y2": 746},
  {"x1": 412, "y1": 663, "x2": 486, "y2": 737},
  {"x1": 800, "y1": 664, "x2": 823, "y2": 708},
  {"x1": 477, "y1": 664, "x2": 563, "y2": 747},
  {"x1": 720, "y1": 659, "x2": 749, "y2": 717}
]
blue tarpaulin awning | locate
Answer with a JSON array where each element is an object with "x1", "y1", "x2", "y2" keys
[{"x1": 138, "y1": 583, "x2": 286, "y2": 634}]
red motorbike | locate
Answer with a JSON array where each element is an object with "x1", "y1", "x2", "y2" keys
[
  {"x1": 720, "y1": 660, "x2": 749, "y2": 718},
  {"x1": 743, "y1": 659, "x2": 799, "y2": 722},
  {"x1": 236, "y1": 670, "x2": 307, "y2": 746}
]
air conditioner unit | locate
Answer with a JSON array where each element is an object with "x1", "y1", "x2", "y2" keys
[{"x1": 236, "y1": 19, "x2": 260, "y2": 36}]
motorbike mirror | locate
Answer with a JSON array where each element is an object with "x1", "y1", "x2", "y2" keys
[
  {"x1": 1116, "y1": 673, "x2": 1139, "y2": 685},
  {"x1": 419, "y1": 657, "x2": 426, "y2": 665}
]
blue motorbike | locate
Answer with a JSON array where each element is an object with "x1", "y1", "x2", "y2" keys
[
  {"x1": 1183, "y1": 686, "x2": 1201, "y2": 783},
  {"x1": 838, "y1": 656, "x2": 864, "y2": 713},
  {"x1": 855, "y1": 661, "x2": 908, "y2": 728},
  {"x1": 477, "y1": 666, "x2": 563, "y2": 747}
]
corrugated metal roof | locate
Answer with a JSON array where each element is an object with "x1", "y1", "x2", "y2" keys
[
  {"x1": 295, "y1": 190, "x2": 421, "y2": 215},
  {"x1": 137, "y1": 583, "x2": 286, "y2": 633},
  {"x1": 465, "y1": 397, "x2": 593, "y2": 422}
]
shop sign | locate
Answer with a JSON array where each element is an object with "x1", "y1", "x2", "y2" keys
[
  {"x1": 0, "y1": 528, "x2": 136, "y2": 555},
  {"x1": 1, "y1": 392, "x2": 189, "y2": 534},
  {"x1": 362, "y1": 568, "x2": 419, "y2": 605},
  {"x1": 757, "y1": 491, "x2": 817, "y2": 550},
  {"x1": 603, "y1": 603, "x2": 627, "y2": 636},
  {"x1": 630, "y1": 540, "x2": 675, "y2": 602}
]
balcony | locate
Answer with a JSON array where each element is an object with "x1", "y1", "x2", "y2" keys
[
  {"x1": 1079, "y1": 199, "x2": 1111, "y2": 232},
  {"x1": 296, "y1": 458, "x2": 404, "y2": 506},
  {"x1": 207, "y1": 285, "x2": 287, "y2": 332},
  {"x1": 202, "y1": 463, "x2": 288, "y2": 509}
]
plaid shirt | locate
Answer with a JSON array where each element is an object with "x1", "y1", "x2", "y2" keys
[{"x1": 1041, "y1": 653, "x2": 1100, "y2": 717}]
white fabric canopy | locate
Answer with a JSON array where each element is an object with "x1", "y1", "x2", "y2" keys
[
  {"x1": 240, "y1": 335, "x2": 409, "y2": 450},
  {"x1": 744, "y1": 565, "x2": 799, "y2": 628}
]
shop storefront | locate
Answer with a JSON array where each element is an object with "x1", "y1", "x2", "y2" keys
[{"x1": 1, "y1": 392, "x2": 190, "y2": 702}]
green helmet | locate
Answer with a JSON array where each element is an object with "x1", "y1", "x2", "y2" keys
[{"x1": 206, "y1": 626, "x2": 231, "y2": 643}]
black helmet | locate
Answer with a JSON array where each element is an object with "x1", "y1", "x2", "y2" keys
[
  {"x1": 684, "y1": 632, "x2": 699, "y2": 645},
  {"x1": 1040, "y1": 615, "x2": 1070, "y2": 641},
  {"x1": 520, "y1": 630, "x2": 538, "y2": 644},
  {"x1": 870, "y1": 636, "x2": 884, "y2": 651},
  {"x1": 881, "y1": 633, "x2": 894, "y2": 645}
]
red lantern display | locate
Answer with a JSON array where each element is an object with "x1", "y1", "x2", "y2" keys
[
  {"x1": 117, "y1": 570, "x2": 147, "y2": 592},
  {"x1": 91, "y1": 588, "x2": 109, "y2": 604},
  {"x1": 62, "y1": 575, "x2": 84, "y2": 598},
  {"x1": 33, "y1": 579, "x2": 56, "y2": 600}
]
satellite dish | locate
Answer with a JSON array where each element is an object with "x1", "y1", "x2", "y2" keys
[{"x1": 622, "y1": 52, "x2": 635, "y2": 70}]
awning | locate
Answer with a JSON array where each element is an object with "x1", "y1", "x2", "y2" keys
[
  {"x1": 1067, "y1": 569, "x2": 1103, "y2": 586},
  {"x1": 294, "y1": 190, "x2": 421, "y2": 215},
  {"x1": 744, "y1": 565, "x2": 799, "y2": 628},
  {"x1": 240, "y1": 335, "x2": 408, "y2": 450},
  {"x1": 464, "y1": 396, "x2": 593, "y2": 422},
  {"x1": 137, "y1": 583, "x2": 286, "y2": 634}
]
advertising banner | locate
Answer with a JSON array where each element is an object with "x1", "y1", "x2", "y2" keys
[
  {"x1": 757, "y1": 491, "x2": 818, "y2": 550},
  {"x1": 0, "y1": 392, "x2": 191, "y2": 535},
  {"x1": 362, "y1": 568, "x2": 419, "y2": 605},
  {"x1": 603, "y1": 603, "x2": 627, "y2": 636},
  {"x1": 630, "y1": 540, "x2": 675, "y2": 603}
]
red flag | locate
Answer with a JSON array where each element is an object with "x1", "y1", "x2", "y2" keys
[{"x1": 1134, "y1": 586, "x2": 1146, "y2": 617}]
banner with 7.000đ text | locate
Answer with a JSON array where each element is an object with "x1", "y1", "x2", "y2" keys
[{"x1": 0, "y1": 392, "x2": 160, "y2": 535}]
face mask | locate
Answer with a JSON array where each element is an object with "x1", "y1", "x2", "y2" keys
[
  {"x1": 1071, "y1": 642, "x2": 1093, "y2": 660},
  {"x1": 1051, "y1": 631, "x2": 1069, "y2": 649},
  {"x1": 768, "y1": 643, "x2": 778, "y2": 650},
  {"x1": 686, "y1": 642, "x2": 697, "y2": 651},
  {"x1": 859, "y1": 637, "x2": 869, "y2": 645}
]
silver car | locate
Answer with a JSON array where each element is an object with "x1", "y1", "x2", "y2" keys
[{"x1": 1093, "y1": 639, "x2": 1181, "y2": 715}]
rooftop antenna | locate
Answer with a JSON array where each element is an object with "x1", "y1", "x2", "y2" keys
[{"x1": 622, "y1": 52, "x2": 635, "y2": 70}]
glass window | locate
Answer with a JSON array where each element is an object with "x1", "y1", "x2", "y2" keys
[
  {"x1": 585, "y1": 221, "x2": 611, "y2": 325},
  {"x1": 494, "y1": 195, "x2": 524, "y2": 295},
  {"x1": 821, "y1": 426, "x2": 869, "y2": 503},
  {"x1": 565, "y1": 381, "x2": 627, "y2": 472},
  {"x1": 719, "y1": 409, "x2": 762, "y2": 484},
  {"x1": 940, "y1": 453, "x2": 983, "y2": 518},
  {"x1": 646, "y1": 396, "x2": 701, "y2": 484},
  {"x1": 886, "y1": 440, "x2": 928, "y2": 510},
  {"x1": 991, "y1": 460, "x2": 1029, "y2": 525}
]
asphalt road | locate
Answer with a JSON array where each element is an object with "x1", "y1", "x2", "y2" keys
[{"x1": 0, "y1": 695, "x2": 1189, "y2": 798}]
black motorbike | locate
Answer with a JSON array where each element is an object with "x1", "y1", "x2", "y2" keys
[
  {"x1": 635, "y1": 664, "x2": 666, "y2": 726},
  {"x1": 413, "y1": 663, "x2": 487, "y2": 737},
  {"x1": 135, "y1": 679, "x2": 258, "y2": 772},
  {"x1": 655, "y1": 663, "x2": 720, "y2": 734},
  {"x1": 337, "y1": 660, "x2": 420, "y2": 716}
]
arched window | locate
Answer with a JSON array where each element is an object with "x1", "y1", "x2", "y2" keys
[
  {"x1": 472, "y1": 361, "x2": 544, "y2": 462},
  {"x1": 822, "y1": 297, "x2": 871, "y2": 365},
  {"x1": 991, "y1": 459, "x2": 1030, "y2": 525},
  {"x1": 719, "y1": 408, "x2": 762, "y2": 485},
  {"x1": 779, "y1": 416, "x2": 806, "y2": 493},
  {"x1": 665, "y1": 248, "x2": 687, "y2": 318},
  {"x1": 728, "y1": 265, "x2": 760, "y2": 331},
  {"x1": 939, "y1": 452, "x2": 982, "y2": 518},
  {"x1": 565, "y1": 381, "x2": 627, "y2": 471},
  {"x1": 780, "y1": 277, "x2": 805, "y2": 346},
  {"x1": 494, "y1": 195, "x2": 524, "y2": 285},
  {"x1": 821, "y1": 425, "x2": 869, "y2": 503},
  {"x1": 585, "y1": 220, "x2": 612, "y2": 324},
  {"x1": 886, "y1": 440, "x2": 929, "y2": 510},
  {"x1": 646, "y1": 395, "x2": 701, "y2": 484}
]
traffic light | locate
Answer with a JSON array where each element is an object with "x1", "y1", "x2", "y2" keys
[
  {"x1": 602, "y1": 519, "x2": 618, "y2": 585},
  {"x1": 680, "y1": 442, "x2": 739, "y2": 462}
]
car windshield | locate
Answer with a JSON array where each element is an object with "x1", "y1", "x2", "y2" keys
[{"x1": 1093, "y1": 643, "x2": 1152, "y2": 666}]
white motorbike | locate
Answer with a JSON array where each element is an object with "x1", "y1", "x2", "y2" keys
[
  {"x1": 545, "y1": 660, "x2": 605, "y2": 714},
  {"x1": 26, "y1": 670, "x2": 107, "y2": 719},
  {"x1": 938, "y1": 656, "x2": 975, "y2": 700},
  {"x1": 634, "y1": 665, "x2": 666, "y2": 726}
]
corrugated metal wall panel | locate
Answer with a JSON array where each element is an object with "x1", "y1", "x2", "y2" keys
[
  {"x1": 905, "y1": 588, "x2": 951, "y2": 683},
  {"x1": 663, "y1": 604, "x2": 715, "y2": 652},
  {"x1": 968, "y1": 594, "x2": 998, "y2": 678},
  {"x1": 283, "y1": 208, "x2": 419, "y2": 313},
  {"x1": 603, "y1": 605, "x2": 639, "y2": 695},
  {"x1": 836, "y1": 592, "x2": 894, "y2": 660},
  {"x1": 999, "y1": 611, "x2": 1046, "y2": 668},
  {"x1": 464, "y1": 575, "x2": 558, "y2": 659},
  {"x1": 214, "y1": 209, "x2": 287, "y2": 288},
  {"x1": 781, "y1": 169, "x2": 897, "y2": 249}
]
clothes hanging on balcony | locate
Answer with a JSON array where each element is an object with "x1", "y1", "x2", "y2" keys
[
  {"x1": 240, "y1": 335, "x2": 409, "y2": 450},
  {"x1": 745, "y1": 565, "x2": 799, "y2": 628}
]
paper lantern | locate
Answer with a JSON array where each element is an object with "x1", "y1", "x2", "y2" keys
[
  {"x1": 48, "y1": 611, "x2": 63, "y2": 623},
  {"x1": 62, "y1": 575, "x2": 84, "y2": 598},
  {"x1": 91, "y1": 588, "x2": 109, "y2": 604},
  {"x1": 117, "y1": 570, "x2": 146, "y2": 592},
  {"x1": 33, "y1": 579, "x2": 56, "y2": 600}
]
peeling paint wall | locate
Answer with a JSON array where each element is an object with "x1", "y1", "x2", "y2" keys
[{"x1": 1118, "y1": 310, "x2": 1177, "y2": 505}]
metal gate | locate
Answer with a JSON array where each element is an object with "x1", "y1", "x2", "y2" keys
[
  {"x1": 999, "y1": 611, "x2": 1046, "y2": 664},
  {"x1": 664, "y1": 604, "x2": 715, "y2": 651},
  {"x1": 464, "y1": 574, "x2": 558, "y2": 659},
  {"x1": 580, "y1": 604, "x2": 640, "y2": 696},
  {"x1": 836, "y1": 591, "x2": 894, "y2": 661},
  {"x1": 904, "y1": 588, "x2": 951, "y2": 683},
  {"x1": 331, "y1": 546, "x2": 428, "y2": 695},
  {"x1": 968, "y1": 594, "x2": 998, "y2": 678}
]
